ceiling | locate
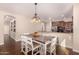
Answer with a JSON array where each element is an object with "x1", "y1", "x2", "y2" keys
[{"x1": 0, "y1": 3, "x2": 73, "y2": 20}]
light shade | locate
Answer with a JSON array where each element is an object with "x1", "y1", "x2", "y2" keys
[{"x1": 32, "y1": 13, "x2": 41, "y2": 24}]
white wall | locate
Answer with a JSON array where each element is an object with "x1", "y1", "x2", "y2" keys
[
  {"x1": 16, "y1": 16, "x2": 42, "y2": 41},
  {"x1": 73, "y1": 4, "x2": 79, "y2": 52},
  {"x1": 0, "y1": 11, "x2": 4, "y2": 45},
  {"x1": 4, "y1": 25, "x2": 9, "y2": 34}
]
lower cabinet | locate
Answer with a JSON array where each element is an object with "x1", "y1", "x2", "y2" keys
[{"x1": 40, "y1": 32, "x2": 73, "y2": 49}]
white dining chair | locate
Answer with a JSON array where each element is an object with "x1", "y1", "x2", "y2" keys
[
  {"x1": 21, "y1": 35, "x2": 41, "y2": 55},
  {"x1": 47, "y1": 36, "x2": 57, "y2": 55},
  {"x1": 21, "y1": 35, "x2": 27, "y2": 54}
]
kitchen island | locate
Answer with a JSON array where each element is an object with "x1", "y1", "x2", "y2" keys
[{"x1": 39, "y1": 31, "x2": 73, "y2": 49}]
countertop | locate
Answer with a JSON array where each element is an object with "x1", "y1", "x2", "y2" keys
[{"x1": 39, "y1": 31, "x2": 73, "y2": 34}]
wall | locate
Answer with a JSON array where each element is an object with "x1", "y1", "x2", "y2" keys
[
  {"x1": 73, "y1": 4, "x2": 79, "y2": 52},
  {"x1": 0, "y1": 11, "x2": 4, "y2": 45},
  {"x1": 4, "y1": 25, "x2": 9, "y2": 34},
  {"x1": 16, "y1": 15, "x2": 42, "y2": 41}
]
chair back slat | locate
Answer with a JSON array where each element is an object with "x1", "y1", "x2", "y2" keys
[
  {"x1": 51, "y1": 37, "x2": 57, "y2": 45},
  {"x1": 21, "y1": 35, "x2": 32, "y2": 45},
  {"x1": 26, "y1": 37, "x2": 32, "y2": 45},
  {"x1": 50, "y1": 37, "x2": 57, "y2": 52}
]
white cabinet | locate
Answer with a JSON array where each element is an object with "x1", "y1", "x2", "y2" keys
[
  {"x1": 9, "y1": 20, "x2": 16, "y2": 39},
  {"x1": 40, "y1": 32, "x2": 72, "y2": 48}
]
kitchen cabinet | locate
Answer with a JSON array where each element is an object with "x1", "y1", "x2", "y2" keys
[
  {"x1": 52, "y1": 21, "x2": 73, "y2": 33},
  {"x1": 40, "y1": 32, "x2": 73, "y2": 49}
]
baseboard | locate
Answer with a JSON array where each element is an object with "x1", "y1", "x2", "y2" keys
[{"x1": 73, "y1": 49, "x2": 79, "y2": 53}]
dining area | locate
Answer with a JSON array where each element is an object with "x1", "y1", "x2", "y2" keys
[
  {"x1": 20, "y1": 32, "x2": 57, "y2": 55},
  {"x1": 0, "y1": 1, "x2": 79, "y2": 59},
  {"x1": 0, "y1": 3, "x2": 74, "y2": 55}
]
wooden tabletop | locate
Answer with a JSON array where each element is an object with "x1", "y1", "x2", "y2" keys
[{"x1": 26, "y1": 34, "x2": 55, "y2": 44}]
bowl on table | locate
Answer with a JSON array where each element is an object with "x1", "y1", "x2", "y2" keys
[{"x1": 32, "y1": 32, "x2": 40, "y2": 37}]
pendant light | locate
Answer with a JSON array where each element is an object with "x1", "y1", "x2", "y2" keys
[{"x1": 31, "y1": 3, "x2": 41, "y2": 24}]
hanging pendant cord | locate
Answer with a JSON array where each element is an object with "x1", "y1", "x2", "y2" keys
[{"x1": 35, "y1": 3, "x2": 37, "y2": 16}]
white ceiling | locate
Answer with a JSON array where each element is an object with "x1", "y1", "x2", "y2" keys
[{"x1": 0, "y1": 3, "x2": 73, "y2": 20}]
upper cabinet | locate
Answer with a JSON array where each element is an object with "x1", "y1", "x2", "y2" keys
[{"x1": 51, "y1": 20, "x2": 73, "y2": 33}]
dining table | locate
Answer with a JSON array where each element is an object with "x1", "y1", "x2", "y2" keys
[{"x1": 24, "y1": 34, "x2": 56, "y2": 55}]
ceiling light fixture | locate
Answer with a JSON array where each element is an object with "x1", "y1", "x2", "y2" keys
[{"x1": 31, "y1": 3, "x2": 41, "y2": 24}]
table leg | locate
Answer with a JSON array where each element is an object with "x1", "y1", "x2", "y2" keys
[
  {"x1": 40, "y1": 44, "x2": 46, "y2": 55},
  {"x1": 44, "y1": 44, "x2": 46, "y2": 55}
]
